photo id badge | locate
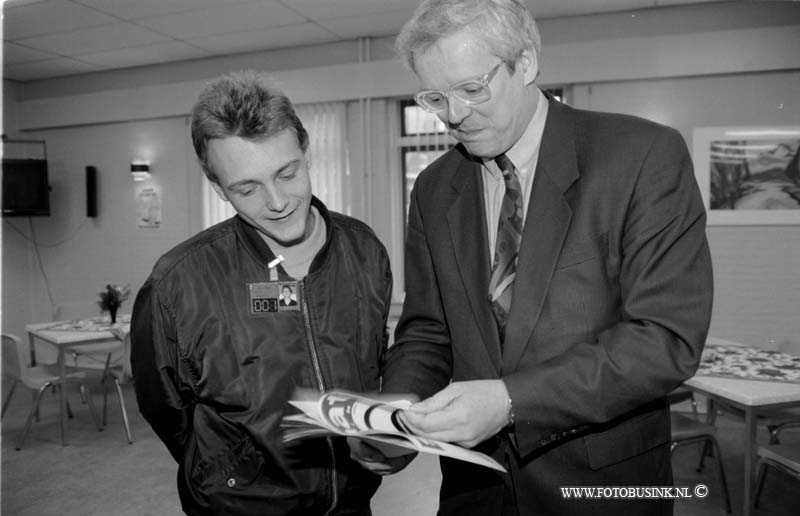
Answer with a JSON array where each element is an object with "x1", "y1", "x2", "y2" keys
[
  {"x1": 248, "y1": 281, "x2": 301, "y2": 316},
  {"x1": 276, "y1": 281, "x2": 300, "y2": 312}
]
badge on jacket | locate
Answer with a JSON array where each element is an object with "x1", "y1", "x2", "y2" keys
[{"x1": 249, "y1": 281, "x2": 300, "y2": 315}]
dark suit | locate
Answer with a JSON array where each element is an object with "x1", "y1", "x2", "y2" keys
[{"x1": 382, "y1": 97, "x2": 713, "y2": 515}]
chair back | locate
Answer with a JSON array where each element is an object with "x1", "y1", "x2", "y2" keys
[
  {"x1": 2, "y1": 334, "x2": 29, "y2": 383},
  {"x1": 120, "y1": 332, "x2": 133, "y2": 380},
  {"x1": 106, "y1": 330, "x2": 133, "y2": 381}
]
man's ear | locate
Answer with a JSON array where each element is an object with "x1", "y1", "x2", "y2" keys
[
  {"x1": 210, "y1": 181, "x2": 229, "y2": 202},
  {"x1": 518, "y1": 49, "x2": 539, "y2": 86}
]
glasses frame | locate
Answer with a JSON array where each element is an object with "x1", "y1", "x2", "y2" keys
[{"x1": 413, "y1": 62, "x2": 504, "y2": 114}]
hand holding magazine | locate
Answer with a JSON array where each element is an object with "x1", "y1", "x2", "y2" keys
[{"x1": 282, "y1": 389, "x2": 505, "y2": 472}]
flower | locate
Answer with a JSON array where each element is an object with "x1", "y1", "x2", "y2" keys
[{"x1": 98, "y1": 283, "x2": 131, "y2": 312}]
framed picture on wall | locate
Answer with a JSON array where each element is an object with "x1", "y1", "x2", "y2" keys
[{"x1": 692, "y1": 126, "x2": 800, "y2": 225}]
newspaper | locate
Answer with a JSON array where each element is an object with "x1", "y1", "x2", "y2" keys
[{"x1": 282, "y1": 390, "x2": 506, "y2": 472}]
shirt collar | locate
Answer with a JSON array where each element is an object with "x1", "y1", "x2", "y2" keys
[
  {"x1": 486, "y1": 88, "x2": 548, "y2": 177},
  {"x1": 507, "y1": 88, "x2": 548, "y2": 174}
]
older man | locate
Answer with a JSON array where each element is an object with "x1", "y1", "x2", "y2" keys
[{"x1": 377, "y1": 1, "x2": 714, "y2": 515}]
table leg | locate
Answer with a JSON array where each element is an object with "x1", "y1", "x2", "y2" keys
[
  {"x1": 742, "y1": 408, "x2": 757, "y2": 516},
  {"x1": 58, "y1": 348, "x2": 67, "y2": 446},
  {"x1": 705, "y1": 397, "x2": 716, "y2": 425}
]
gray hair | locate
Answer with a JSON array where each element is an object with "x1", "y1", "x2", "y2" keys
[
  {"x1": 396, "y1": 0, "x2": 541, "y2": 75},
  {"x1": 190, "y1": 70, "x2": 309, "y2": 183}
]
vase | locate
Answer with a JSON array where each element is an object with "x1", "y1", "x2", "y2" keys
[{"x1": 109, "y1": 306, "x2": 118, "y2": 324}]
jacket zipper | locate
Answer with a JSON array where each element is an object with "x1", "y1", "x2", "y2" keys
[{"x1": 299, "y1": 280, "x2": 339, "y2": 515}]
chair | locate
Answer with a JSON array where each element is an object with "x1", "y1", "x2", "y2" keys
[
  {"x1": 667, "y1": 386, "x2": 698, "y2": 419},
  {"x1": 100, "y1": 331, "x2": 133, "y2": 443},
  {"x1": 670, "y1": 412, "x2": 732, "y2": 513},
  {"x1": 2, "y1": 333, "x2": 102, "y2": 450},
  {"x1": 753, "y1": 426, "x2": 800, "y2": 508}
]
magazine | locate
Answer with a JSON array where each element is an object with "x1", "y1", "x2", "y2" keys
[{"x1": 282, "y1": 389, "x2": 506, "y2": 472}]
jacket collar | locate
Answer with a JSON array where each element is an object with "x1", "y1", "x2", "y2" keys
[
  {"x1": 502, "y1": 97, "x2": 579, "y2": 373},
  {"x1": 235, "y1": 196, "x2": 333, "y2": 278}
]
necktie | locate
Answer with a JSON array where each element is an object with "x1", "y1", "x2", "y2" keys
[{"x1": 488, "y1": 153, "x2": 523, "y2": 341}]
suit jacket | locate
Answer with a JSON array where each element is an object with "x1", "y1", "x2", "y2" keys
[{"x1": 382, "y1": 97, "x2": 713, "y2": 516}]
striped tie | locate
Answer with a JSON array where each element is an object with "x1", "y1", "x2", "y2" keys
[{"x1": 488, "y1": 153, "x2": 523, "y2": 342}]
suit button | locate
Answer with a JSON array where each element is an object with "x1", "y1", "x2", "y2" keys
[{"x1": 227, "y1": 478, "x2": 236, "y2": 488}]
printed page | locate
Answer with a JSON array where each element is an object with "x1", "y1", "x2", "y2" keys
[{"x1": 282, "y1": 390, "x2": 506, "y2": 472}]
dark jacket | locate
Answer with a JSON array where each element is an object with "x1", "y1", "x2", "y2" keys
[
  {"x1": 131, "y1": 198, "x2": 393, "y2": 516},
  {"x1": 383, "y1": 98, "x2": 712, "y2": 515}
]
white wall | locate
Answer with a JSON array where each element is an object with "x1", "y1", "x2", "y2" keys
[
  {"x1": 2, "y1": 117, "x2": 201, "y2": 360},
  {"x1": 3, "y1": 1, "x2": 799, "y2": 351}
]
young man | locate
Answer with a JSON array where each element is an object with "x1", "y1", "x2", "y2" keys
[
  {"x1": 377, "y1": 1, "x2": 714, "y2": 515},
  {"x1": 131, "y1": 71, "x2": 393, "y2": 516}
]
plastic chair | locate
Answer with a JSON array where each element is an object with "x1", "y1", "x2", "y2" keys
[
  {"x1": 753, "y1": 426, "x2": 800, "y2": 508},
  {"x1": 667, "y1": 386, "x2": 699, "y2": 419},
  {"x1": 670, "y1": 412, "x2": 732, "y2": 513},
  {"x1": 1, "y1": 333, "x2": 102, "y2": 450},
  {"x1": 100, "y1": 331, "x2": 133, "y2": 443}
]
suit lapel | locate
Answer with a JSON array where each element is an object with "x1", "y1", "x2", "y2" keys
[
  {"x1": 446, "y1": 156, "x2": 503, "y2": 371},
  {"x1": 502, "y1": 100, "x2": 579, "y2": 373}
]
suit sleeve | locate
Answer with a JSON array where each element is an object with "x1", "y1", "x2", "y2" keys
[
  {"x1": 504, "y1": 127, "x2": 713, "y2": 456},
  {"x1": 130, "y1": 279, "x2": 194, "y2": 462},
  {"x1": 381, "y1": 182, "x2": 452, "y2": 399}
]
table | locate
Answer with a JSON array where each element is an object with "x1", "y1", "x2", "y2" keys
[
  {"x1": 684, "y1": 350, "x2": 800, "y2": 516},
  {"x1": 25, "y1": 316, "x2": 130, "y2": 445}
]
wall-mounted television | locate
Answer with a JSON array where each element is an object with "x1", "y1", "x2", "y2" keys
[{"x1": 2, "y1": 158, "x2": 51, "y2": 217}]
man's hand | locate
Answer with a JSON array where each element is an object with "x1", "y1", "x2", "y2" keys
[
  {"x1": 400, "y1": 380, "x2": 510, "y2": 448},
  {"x1": 347, "y1": 438, "x2": 418, "y2": 475}
]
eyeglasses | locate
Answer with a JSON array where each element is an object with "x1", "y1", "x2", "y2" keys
[{"x1": 413, "y1": 62, "x2": 504, "y2": 114}]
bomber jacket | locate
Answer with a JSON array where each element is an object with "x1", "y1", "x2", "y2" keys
[{"x1": 131, "y1": 197, "x2": 393, "y2": 516}]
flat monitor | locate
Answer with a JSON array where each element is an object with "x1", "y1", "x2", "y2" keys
[{"x1": 2, "y1": 158, "x2": 51, "y2": 217}]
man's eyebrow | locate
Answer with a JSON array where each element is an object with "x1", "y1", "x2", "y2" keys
[
  {"x1": 226, "y1": 159, "x2": 301, "y2": 189},
  {"x1": 227, "y1": 178, "x2": 259, "y2": 190},
  {"x1": 276, "y1": 159, "x2": 301, "y2": 174}
]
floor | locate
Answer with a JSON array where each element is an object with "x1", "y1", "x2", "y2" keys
[{"x1": 1, "y1": 379, "x2": 797, "y2": 516}]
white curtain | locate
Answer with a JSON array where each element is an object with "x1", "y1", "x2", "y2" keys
[{"x1": 202, "y1": 101, "x2": 348, "y2": 229}]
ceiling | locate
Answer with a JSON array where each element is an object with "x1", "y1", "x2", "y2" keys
[{"x1": 3, "y1": 0, "x2": 720, "y2": 83}]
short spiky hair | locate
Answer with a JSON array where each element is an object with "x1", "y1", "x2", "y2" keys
[
  {"x1": 395, "y1": 0, "x2": 541, "y2": 75},
  {"x1": 190, "y1": 70, "x2": 309, "y2": 183}
]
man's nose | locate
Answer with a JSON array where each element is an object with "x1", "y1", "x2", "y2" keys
[
  {"x1": 263, "y1": 185, "x2": 288, "y2": 212},
  {"x1": 445, "y1": 96, "x2": 470, "y2": 127}
]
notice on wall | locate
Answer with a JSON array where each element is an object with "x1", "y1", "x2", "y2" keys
[{"x1": 136, "y1": 186, "x2": 162, "y2": 228}]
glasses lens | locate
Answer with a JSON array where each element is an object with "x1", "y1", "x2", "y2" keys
[
  {"x1": 452, "y1": 82, "x2": 490, "y2": 105},
  {"x1": 415, "y1": 91, "x2": 447, "y2": 112}
]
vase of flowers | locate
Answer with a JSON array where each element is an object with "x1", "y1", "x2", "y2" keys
[{"x1": 98, "y1": 284, "x2": 131, "y2": 324}]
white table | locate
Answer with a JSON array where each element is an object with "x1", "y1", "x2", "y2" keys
[
  {"x1": 25, "y1": 316, "x2": 130, "y2": 445},
  {"x1": 683, "y1": 375, "x2": 800, "y2": 516}
]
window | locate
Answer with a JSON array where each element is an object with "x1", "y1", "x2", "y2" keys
[{"x1": 398, "y1": 100, "x2": 455, "y2": 223}]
